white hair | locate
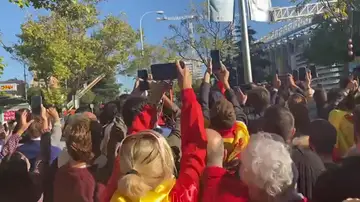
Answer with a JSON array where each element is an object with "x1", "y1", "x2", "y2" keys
[{"x1": 240, "y1": 132, "x2": 294, "y2": 197}]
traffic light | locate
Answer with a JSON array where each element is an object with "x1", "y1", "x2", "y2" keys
[
  {"x1": 348, "y1": 38, "x2": 355, "y2": 61},
  {"x1": 348, "y1": 38, "x2": 354, "y2": 56}
]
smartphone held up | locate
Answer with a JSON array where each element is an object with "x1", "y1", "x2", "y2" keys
[
  {"x1": 210, "y1": 50, "x2": 221, "y2": 71},
  {"x1": 150, "y1": 61, "x2": 185, "y2": 81}
]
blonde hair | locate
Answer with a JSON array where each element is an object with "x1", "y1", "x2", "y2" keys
[{"x1": 117, "y1": 130, "x2": 175, "y2": 199}]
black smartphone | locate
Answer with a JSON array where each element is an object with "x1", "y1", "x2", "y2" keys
[
  {"x1": 151, "y1": 62, "x2": 184, "y2": 80},
  {"x1": 309, "y1": 65, "x2": 318, "y2": 78},
  {"x1": 210, "y1": 50, "x2": 221, "y2": 71},
  {"x1": 292, "y1": 70, "x2": 299, "y2": 81},
  {"x1": 298, "y1": 67, "x2": 307, "y2": 81},
  {"x1": 31, "y1": 96, "x2": 42, "y2": 115},
  {"x1": 137, "y1": 69, "x2": 148, "y2": 80},
  {"x1": 139, "y1": 81, "x2": 150, "y2": 91}
]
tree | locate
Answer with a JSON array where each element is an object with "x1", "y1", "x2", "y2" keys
[
  {"x1": 164, "y1": 2, "x2": 269, "y2": 85},
  {"x1": 80, "y1": 90, "x2": 95, "y2": 104},
  {"x1": 122, "y1": 44, "x2": 179, "y2": 75},
  {"x1": 303, "y1": 12, "x2": 360, "y2": 66},
  {"x1": 0, "y1": 57, "x2": 5, "y2": 76},
  {"x1": 164, "y1": 2, "x2": 234, "y2": 66},
  {"x1": 12, "y1": 3, "x2": 138, "y2": 105},
  {"x1": 92, "y1": 74, "x2": 121, "y2": 104},
  {"x1": 9, "y1": 0, "x2": 102, "y2": 10}
]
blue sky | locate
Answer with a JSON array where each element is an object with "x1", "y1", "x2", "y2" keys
[{"x1": 0, "y1": 0, "x2": 293, "y2": 90}]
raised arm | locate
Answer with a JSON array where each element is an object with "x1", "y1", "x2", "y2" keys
[
  {"x1": 199, "y1": 60, "x2": 212, "y2": 121},
  {"x1": 171, "y1": 61, "x2": 207, "y2": 201}
]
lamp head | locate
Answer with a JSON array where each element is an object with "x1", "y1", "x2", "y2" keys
[{"x1": 156, "y1": 11, "x2": 165, "y2": 15}]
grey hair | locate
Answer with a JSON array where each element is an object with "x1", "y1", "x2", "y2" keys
[{"x1": 240, "y1": 132, "x2": 293, "y2": 197}]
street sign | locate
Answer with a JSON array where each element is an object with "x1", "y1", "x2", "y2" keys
[
  {"x1": 0, "y1": 84, "x2": 17, "y2": 92},
  {"x1": 3, "y1": 111, "x2": 15, "y2": 121}
]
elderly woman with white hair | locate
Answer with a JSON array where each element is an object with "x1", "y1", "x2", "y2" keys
[{"x1": 240, "y1": 132, "x2": 307, "y2": 202}]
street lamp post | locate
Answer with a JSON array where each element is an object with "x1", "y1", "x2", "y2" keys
[{"x1": 140, "y1": 10, "x2": 165, "y2": 56}]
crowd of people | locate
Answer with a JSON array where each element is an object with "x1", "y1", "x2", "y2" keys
[{"x1": 0, "y1": 60, "x2": 359, "y2": 202}]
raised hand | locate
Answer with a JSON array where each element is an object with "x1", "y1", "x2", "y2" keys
[
  {"x1": 273, "y1": 74, "x2": 281, "y2": 89},
  {"x1": 176, "y1": 60, "x2": 192, "y2": 90}
]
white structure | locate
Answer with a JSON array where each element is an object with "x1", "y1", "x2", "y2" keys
[{"x1": 255, "y1": 0, "x2": 343, "y2": 89}]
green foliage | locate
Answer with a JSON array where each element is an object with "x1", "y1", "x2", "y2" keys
[
  {"x1": 41, "y1": 87, "x2": 66, "y2": 107},
  {"x1": 27, "y1": 86, "x2": 42, "y2": 102},
  {"x1": 92, "y1": 74, "x2": 121, "y2": 104},
  {"x1": 0, "y1": 57, "x2": 5, "y2": 76},
  {"x1": 80, "y1": 90, "x2": 95, "y2": 104},
  {"x1": 13, "y1": 3, "x2": 138, "y2": 96},
  {"x1": 172, "y1": 79, "x2": 202, "y2": 102},
  {"x1": 303, "y1": 16, "x2": 360, "y2": 65},
  {"x1": 164, "y1": 2, "x2": 234, "y2": 66},
  {"x1": 122, "y1": 44, "x2": 179, "y2": 75},
  {"x1": 9, "y1": 0, "x2": 102, "y2": 11}
]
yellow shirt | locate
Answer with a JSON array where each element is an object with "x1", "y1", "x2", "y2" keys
[{"x1": 110, "y1": 178, "x2": 176, "y2": 202}]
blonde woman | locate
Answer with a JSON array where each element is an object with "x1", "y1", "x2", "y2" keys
[{"x1": 103, "y1": 61, "x2": 207, "y2": 202}]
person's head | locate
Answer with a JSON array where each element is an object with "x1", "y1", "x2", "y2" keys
[
  {"x1": 240, "y1": 132, "x2": 294, "y2": 202},
  {"x1": 210, "y1": 96, "x2": 236, "y2": 130},
  {"x1": 99, "y1": 101, "x2": 118, "y2": 125},
  {"x1": 313, "y1": 156, "x2": 360, "y2": 202},
  {"x1": 117, "y1": 130, "x2": 174, "y2": 199},
  {"x1": 122, "y1": 96, "x2": 148, "y2": 128},
  {"x1": 288, "y1": 103, "x2": 311, "y2": 136},
  {"x1": 27, "y1": 115, "x2": 44, "y2": 139},
  {"x1": 115, "y1": 94, "x2": 130, "y2": 112},
  {"x1": 13, "y1": 108, "x2": 31, "y2": 133},
  {"x1": 313, "y1": 88, "x2": 327, "y2": 107},
  {"x1": 206, "y1": 128, "x2": 224, "y2": 167},
  {"x1": 263, "y1": 105, "x2": 295, "y2": 142},
  {"x1": 0, "y1": 152, "x2": 30, "y2": 175},
  {"x1": 309, "y1": 119, "x2": 336, "y2": 157},
  {"x1": 64, "y1": 114, "x2": 94, "y2": 163},
  {"x1": 247, "y1": 87, "x2": 271, "y2": 114},
  {"x1": 288, "y1": 93, "x2": 307, "y2": 107}
]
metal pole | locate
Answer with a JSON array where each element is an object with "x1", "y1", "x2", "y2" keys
[
  {"x1": 23, "y1": 64, "x2": 27, "y2": 100},
  {"x1": 139, "y1": 16, "x2": 145, "y2": 56},
  {"x1": 239, "y1": 0, "x2": 252, "y2": 83}
]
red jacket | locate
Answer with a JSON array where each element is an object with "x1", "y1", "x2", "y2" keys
[
  {"x1": 102, "y1": 88, "x2": 207, "y2": 202},
  {"x1": 201, "y1": 167, "x2": 248, "y2": 202}
]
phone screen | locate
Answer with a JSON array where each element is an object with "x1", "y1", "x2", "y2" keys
[
  {"x1": 298, "y1": 67, "x2": 307, "y2": 81},
  {"x1": 137, "y1": 69, "x2": 148, "y2": 80},
  {"x1": 31, "y1": 96, "x2": 42, "y2": 115},
  {"x1": 151, "y1": 63, "x2": 178, "y2": 80},
  {"x1": 210, "y1": 50, "x2": 221, "y2": 71},
  {"x1": 309, "y1": 65, "x2": 318, "y2": 78},
  {"x1": 292, "y1": 70, "x2": 299, "y2": 81},
  {"x1": 139, "y1": 81, "x2": 150, "y2": 91}
]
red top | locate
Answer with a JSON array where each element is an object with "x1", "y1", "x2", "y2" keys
[
  {"x1": 102, "y1": 88, "x2": 207, "y2": 202},
  {"x1": 127, "y1": 104, "x2": 157, "y2": 134},
  {"x1": 54, "y1": 164, "x2": 105, "y2": 202},
  {"x1": 217, "y1": 81, "x2": 226, "y2": 95},
  {"x1": 201, "y1": 166, "x2": 249, "y2": 202}
]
